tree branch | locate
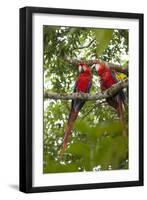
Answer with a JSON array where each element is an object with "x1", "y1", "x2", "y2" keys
[
  {"x1": 65, "y1": 58, "x2": 128, "y2": 75},
  {"x1": 44, "y1": 78, "x2": 128, "y2": 100},
  {"x1": 73, "y1": 39, "x2": 95, "y2": 50}
]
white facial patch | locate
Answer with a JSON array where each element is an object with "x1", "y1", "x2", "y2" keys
[
  {"x1": 79, "y1": 65, "x2": 82, "y2": 72},
  {"x1": 95, "y1": 63, "x2": 101, "y2": 71},
  {"x1": 83, "y1": 65, "x2": 86, "y2": 71}
]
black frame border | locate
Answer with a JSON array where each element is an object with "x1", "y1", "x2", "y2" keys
[{"x1": 19, "y1": 6, "x2": 144, "y2": 193}]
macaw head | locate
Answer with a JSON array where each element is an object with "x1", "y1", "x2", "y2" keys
[
  {"x1": 78, "y1": 63, "x2": 91, "y2": 75},
  {"x1": 92, "y1": 62, "x2": 106, "y2": 76}
]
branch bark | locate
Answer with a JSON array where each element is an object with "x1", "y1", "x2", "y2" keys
[
  {"x1": 65, "y1": 58, "x2": 128, "y2": 75},
  {"x1": 44, "y1": 78, "x2": 128, "y2": 100}
]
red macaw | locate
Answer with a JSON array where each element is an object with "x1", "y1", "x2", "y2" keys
[
  {"x1": 93, "y1": 62, "x2": 126, "y2": 135},
  {"x1": 60, "y1": 64, "x2": 92, "y2": 155}
]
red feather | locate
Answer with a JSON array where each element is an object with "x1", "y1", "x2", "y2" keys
[
  {"x1": 96, "y1": 63, "x2": 127, "y2": 136},
  {"x1": 60, "y1": 64, "x2": 92, "y2": 157},
  {"x1": 97, "y1": 63, "x2": 116, "y2": 90},
  {"x1": 60, "y1": 111, "x2": 78, "y2": 154},
  {"x1": 76, "y1": 64, "x2": 91, "y2": 92}
]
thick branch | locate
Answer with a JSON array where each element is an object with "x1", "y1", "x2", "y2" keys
[
  {"x1": 44, "y1": 79, "x2": 128, "y2": 100},
  {"x1": 65, "y1": 58, "x2": 128, "y2": 75}
]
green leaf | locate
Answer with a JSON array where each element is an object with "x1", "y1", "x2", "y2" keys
[
  {"x1": 74, "y1": 119, "x2": 123, "y2": 139},
  {"x1": 44, "y1": 158, "x2": 78, "y2": 173},
  {"x1": 93, "y1": 29, "x2": 113, "y2": 57},
  {"x1": 92, "y1": 120, "x2": 123, "y2": 137},
  {"x1": 66, "y1": 142, "x2": 90, "y2": 160},
  {"x1": 93, "y1": 136, "x2": 128, "y2": 170}
]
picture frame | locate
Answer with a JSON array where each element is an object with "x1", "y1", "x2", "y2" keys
[{"x1": 19, "y1": 6, "x2": 144, "y2": 193}]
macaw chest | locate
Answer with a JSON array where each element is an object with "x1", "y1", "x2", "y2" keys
[
  {"x1": 76, "y1": 75, "x2": 91, "y2": 92},
  {"x1": 100, "y1": 71, "x2": 116, "y2": 90}
]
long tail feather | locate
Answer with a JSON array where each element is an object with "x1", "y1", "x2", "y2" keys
[
  {"x1": 117, "y1": 97, "x2": 127, "y2": 136},
  {"x1": 59, "y1": 111, "x2": 78, "y2": 157}
]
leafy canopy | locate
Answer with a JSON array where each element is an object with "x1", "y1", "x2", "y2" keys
[{"x1": 43, "y1": 26, "x2": 129, "y2": 173}]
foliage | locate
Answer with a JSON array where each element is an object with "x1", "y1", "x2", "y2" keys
[
  {"x1": 43, "y1": 26, "x2": 129, "y2": 173},
  {"x1": 93, "y1": 28, "x2": 113, "y2": 57}
]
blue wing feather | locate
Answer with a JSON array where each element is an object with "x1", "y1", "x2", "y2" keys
[
  {"x1": 86, "y1": 80, "x2": 92, "y2": 93},
  {"x1": 111, "y1": 70, "x2": 118, "y2": 83}
]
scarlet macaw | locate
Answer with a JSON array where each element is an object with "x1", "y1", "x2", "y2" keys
[
  {"x1": 93, "y1": 62, "x2": 126, "y2": 135},
  {"x1": 60, "y1": 64, "x2": 92, "y2": 155}
]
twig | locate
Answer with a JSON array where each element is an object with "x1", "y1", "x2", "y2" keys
[
  {"x1": 73, "y1": 39, "x2": 95, "y2": 50},
  {"x1": 82, "y1": 100, "x2": 106, "y2": 119}
]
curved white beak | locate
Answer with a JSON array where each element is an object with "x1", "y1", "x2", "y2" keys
[
  {"x1": 96, "y1": 63, "x2": 101, "y2": 71},
  {"x1": 94, "y1": 63, "x2": 101, "y2": 71},
  {"x1": 91, "y1": 64, "x2": 96, "y2": 70}
]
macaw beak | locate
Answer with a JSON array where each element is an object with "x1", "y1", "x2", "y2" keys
[
  {"x1": 91, "y1": 64, "x2": 96, "y2": 70},
  {"x1": 91, "y1": 63, "x2": 101, "y2": 71},
  {"x1": 79, "y1": 65, "x2": 84, "y2": 73},
  {"x1": 91, "y1": 64, "x2": 97, "y2": 73}
]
